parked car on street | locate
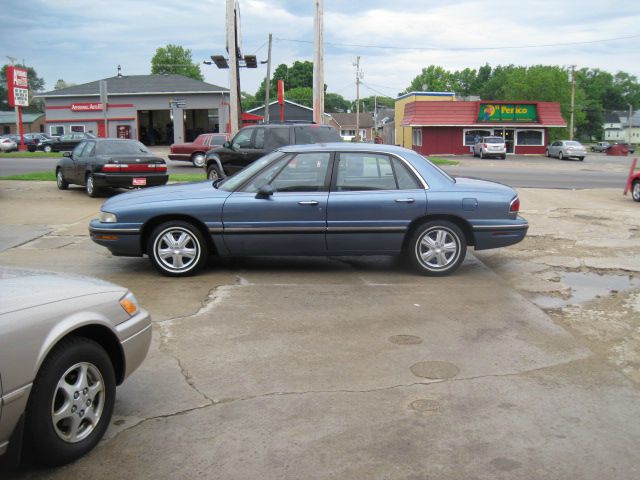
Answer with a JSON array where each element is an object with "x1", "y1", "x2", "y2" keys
[
  {"x1": 546, "y1": 140, "x2": 587, "y2": 161},
  {"x1": 24, "y1": 133, "x2": 53, "y2": 152},
  {"x1": 90, "y1": 143, "x2": 528, "y2": 277},
  {"x1": 591, "y1": 141, "x2": 610, "y2": 152},
  {"x1": 39, "y1": 132, "x2": 96, "y2": 153},
  {"x1": 472, "y1": 136, "x2": 507, "y2": 159},
  {"x1": 169, "y1": 133, "x2": 229, "y2": 167},
  {"x1": 0, "y1": 266, "x2": 151, "y2": 466},
  {"x1": 204, "y1": 123, "x2": 341, "y2": 180},
  {"x1": 0, "y1": 136, "x2": 17, "y2": 152},
  {"x1": 56, "y1": 138, "x2": 169, "y2": 197}
]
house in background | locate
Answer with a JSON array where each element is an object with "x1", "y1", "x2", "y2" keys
[
  {"x1": 327, "y1": 112, "x2": 374, "y2": 141},
  {"x1": 0, "y1": 112, "x2": 46, "y2": 135},
  {"x1": 604, "y1": 111, "x2": 640, "y2": 143},
  {"x1": 246, "y1": 100, "x2": 314, "y2": 123}
]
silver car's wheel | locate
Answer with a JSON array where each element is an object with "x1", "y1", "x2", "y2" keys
[
  {"x1": 408, "y1": 221, "x2": 466, "y2": 276},
  {"x1": 558, "y1": 151, "x2": 564, "y2": 160},
  {"x1": 192, "y1": 153, "x2": 206, "y2": 167},
  {"x1": 632, "y1": 180, "x2": 640, "y2": 202},
  {"x1": 25, "y1": 337, "x2": 116, "y2": 466},
  {"x1": 545, "y1": 149, "x2": 550, "y2": 157},
  {"x1": 44, "y1": 144, "x2": 52, "y2": 153},
  {"x1": 56, "y1": 169, "x2": 69, "y2": 190},
  {"x1": 149, "y1": 221, "x2": 208, "y2": 276}
]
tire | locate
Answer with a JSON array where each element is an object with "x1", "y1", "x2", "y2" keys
[
  {"x1": 558, "y1": 151, "x2": 564, "y2": 160},
  {"x1": 43, "y1": 145, "x2": 52, "y2": 153},
  {"x1": 545, "y1": 149, "x2": 550, "y2": 157},
  {"x1": 632, "y1": 180, "x2": 640, "y2": 202},
  {"x1": 578, "y1": 157, "x2": 584, "y2": 161},
  {"x1": 25, "y1": 337, "x2": 116, "y2": 467},
  {"x1": 56, "y1": 168, "x2": 69, "y2": 190},
  {"x1": 148, "y1": 220, "x2": 208, "y2": 276},
  {"x1": 191, "y1": 152, "x2": 206, "y2": 168},
  {"x1": 85, "y1": 173, "x2": 100, "y2": 197},
  {"x1": 501, "y1": 155, "x2": 506, "y2": 160},
  {"x1": 207, "y1": 164, "x2": 222, "y2": 181},
  {"x1": 407, "y1": 221, "x2": 466, "y2": 276}
]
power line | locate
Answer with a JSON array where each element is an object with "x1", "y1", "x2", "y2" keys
[
  {"x1": 360, "y1": 82, "x2": 395, "y2": 98},
  {"x1": 276, "y1": 33, "x2": 640, "y2": 52}
]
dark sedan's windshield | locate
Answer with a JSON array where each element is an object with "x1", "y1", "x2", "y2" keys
[
  {"x1": 217, "y1": 151, "x2": 287, "y2": 191},
  {"x1": 97, "y1": 140, "x2": 150, "y2": 155}
]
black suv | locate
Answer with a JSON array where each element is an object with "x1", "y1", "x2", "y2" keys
[{"x1": 204, "y1": 123, "x2": 341, "y2": 180}]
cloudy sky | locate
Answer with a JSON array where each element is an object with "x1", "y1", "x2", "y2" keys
[{"x1": 3, "y1": 0, "x2": 639, "y2": 99}]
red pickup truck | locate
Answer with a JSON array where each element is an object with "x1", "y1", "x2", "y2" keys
[{"x1": 169, "y1": 133, "x2": 229, "y2": 167}]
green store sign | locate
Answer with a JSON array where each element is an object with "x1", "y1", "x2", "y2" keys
[{"x1": 478, "y1": 103, "x2": 537, "y2": 122}]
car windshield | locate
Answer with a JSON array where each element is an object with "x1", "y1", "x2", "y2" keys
[
  {"x1": 97, "y1": 140, "x2": 150, "y2": 155},
  {"x1": 484, "y1": 137, "x2": 504, "y2": 143},
  {"x1": 217, "y1": 151, "x2": 287, "y2": 191},
  {"x1": 566, "y1": 141, "x2": 582, "y2": 146}
]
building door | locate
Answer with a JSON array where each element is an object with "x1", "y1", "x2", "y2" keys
[
  {"x1": 97, "y1": 121, "x2": 106, "y2": 138},
  {"x1": 504, "y1": 129, "x2": 515, "y2": 153}
]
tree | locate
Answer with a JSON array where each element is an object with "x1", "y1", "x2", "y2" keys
[
  {"x1": 54, "y1": 79, "x2": 75, "y2": 90},
  {"x1": 325, "y1": 92, "x2": 351, "y2": 112},
  {"x1": 285, "y1": 87, "x2": 313, "y2": 107},
  {"x1": 1, "y1": 64, "x2": 46, "y2": 112},
  {"x1": 150, "y1": 44, "x2": 203, "y2": 81}
]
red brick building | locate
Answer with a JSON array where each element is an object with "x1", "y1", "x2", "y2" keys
[{"x1": 400, "y1": 100, "x2": 566, "y2": 155}]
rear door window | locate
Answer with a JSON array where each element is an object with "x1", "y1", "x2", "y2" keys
[
  {"x1": 264, "y1": 127, "x2": 290, "y2": 150},
  {"x1": 294, "y1": 126, "x2": 340, "y2": 144}
]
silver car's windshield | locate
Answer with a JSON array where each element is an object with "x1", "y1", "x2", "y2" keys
[{"x1": 217, "y1": 151, "x2": 287, "y2": 191}]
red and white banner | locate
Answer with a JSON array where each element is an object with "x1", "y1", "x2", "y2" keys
[
  {"x1": 7, "y1": 66, "x2": 29, "y2": 107},
  {"x1": 71, "y1": 103, "x2": 103, "y2": 112}
]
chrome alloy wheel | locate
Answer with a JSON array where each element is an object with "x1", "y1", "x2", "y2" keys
[
  {"x1": 633, "y1": 181, "x2": 640, "y2": 202},
  {"x1": 153, "y1": 226, "x2": 201, "y2": 273},
  {"x1": 192, "y1": 153, "x2": 206, "y2": 167},
  {"x1": 51, "y1": 362, "x2": 105, "y2": 443},
  {"x1": 415, "y1": 227, "x2": 460, "y2": 270}
]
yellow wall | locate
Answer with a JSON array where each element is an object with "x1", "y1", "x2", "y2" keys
[{"x1": 394, "y1": 92, "x2": 455, "y2": 148}]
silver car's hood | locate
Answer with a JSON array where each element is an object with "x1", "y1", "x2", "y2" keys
[{"x1": 0, "y1": 267, "x2": 126, "y2": 315}]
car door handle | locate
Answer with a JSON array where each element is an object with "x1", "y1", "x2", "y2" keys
[
  {"x1": 395, "y1": 198, "x2": 415, "y2": 203},
  {"x1": 298, "y1": 201, "x2": 319, "y2": 206}
]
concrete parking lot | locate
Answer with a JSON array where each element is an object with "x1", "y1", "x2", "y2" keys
[{"x1": 1, "y1": 176, "x2": 639, "y2": 479}]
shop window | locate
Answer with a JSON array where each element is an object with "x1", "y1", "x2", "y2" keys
[
  {"x1": 50, "y1": 125, "x2": 64, "y2": 136},
  {"x1": 464, "y1": 129, "x2": 492, "y2": 146},
  {"x1": 412, "y1": 128, "x2": 422, "y2": 147},
  {"x1": 516, "y1": 130, "x2": 543, "y2": 146},
  {"x1": 2, "y1": 126, "x2": 9, "y2": 134},
  {"x1": 70, "y1": 125, "x2": 86, "y2": 133}
]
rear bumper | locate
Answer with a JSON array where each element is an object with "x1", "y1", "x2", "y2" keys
[
  {"x1": 93, "y1": 173, "x2": 169, "y2": 189},
  {"x1": 471, "y1": 217, "x2": 528, "y2": 250}
]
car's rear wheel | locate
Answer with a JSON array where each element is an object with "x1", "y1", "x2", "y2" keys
[
  {"x1": 85, "y1": 173, "x2": 100, "y2": 197},
  {"x1": 191, "y1": 153, "x2": 206, "y2": 168},
  {"x1": 56, "y1": 168, "x2": 69, "y2": 190},
  {"x1": 207, "y1": 164, "x2": 222, "y2": 181},
  {"x1": 632, "y1": 180, "x2": 640, "y2": 202},
  {"x1": 43, "y1": 145, "x2": 52, "y2": 153},
  {"x1": 25, "y1": 337, "x2": 116, "y2": 467},
  {"x1": 148, "y1": 220, "x2": 208, "y2": 276},
  {"x1": 578, "y1": 157, "x2": 585, "y2": 161},
  {"x1": 558, "y1": 152, "x2": 564, "y2": 160},
  {"x1": 407, "y1": 221, "x2": 466, "y2": 276}
]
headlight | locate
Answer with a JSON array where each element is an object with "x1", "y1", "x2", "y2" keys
[
  {"x1": 119, "y1": 291, "x2": 140, "y2": 316},
  {"x1": 99, "y1": 211, "x2": 117, "y2": 223}
]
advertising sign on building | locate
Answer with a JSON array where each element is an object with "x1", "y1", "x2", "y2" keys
[
  {"x1": 478, "y1": 103, "x2": 537, "y2": 122},
  {"x1": 7, "y1": 66, "x2": 29, "y2": 107},
  {"x1": 71, "y1": 103, "x2": 103, "y2": 112}
]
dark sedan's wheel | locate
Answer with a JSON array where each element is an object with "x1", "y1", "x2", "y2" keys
[
  {"x1": 56, "y1": 168, "x2": 69, "y2": 190},
  {"x1": 632, "y1": 180, "x2": 640, "y2": 202},
  {"x1": 408, "y1": 221, "x2": 466, "y2": 276},
  {"x1": 558, "y1": 151, "x2": 564, "y2": 160},
  {"x1": 192, "y1": 153, "x2": 206, "y2": 168},
  {"x1": 25, "y1": 337, "x2": 115, "y2": 467},
  {"x1": 85, "y1": 173, "x2": 100, "y2": 197},
  {"x1": 43, "y1": 144, "x2": 53, "y2": 153},
  {"x1": 148, "y1": 221, "x2": 208, "y2": 276},
  {"x1": 207, "y1": 164, "x2": 222, "y2": 181}
]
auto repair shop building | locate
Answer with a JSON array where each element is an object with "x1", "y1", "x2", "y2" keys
[
  {"x1": 400, "y1": 100, "x2": 567, "y2": 155},
  {"x1": 38, "y1": 74, "x2": 229, "y2": 145}
]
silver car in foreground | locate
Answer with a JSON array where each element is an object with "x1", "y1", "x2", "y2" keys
[
  {"x1": 0, "y1": 267, "x2": 151, "y2": 467},
  {"x1": 546, "y1": 140, "x2": 587, "y2": 161}
]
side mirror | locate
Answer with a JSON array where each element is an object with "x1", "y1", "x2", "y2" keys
[
  {"x1": 223, "y1": 141, "x2": 231, "y2": 148},
  {"x1": 63, "y1": 151, "x2": 72, "y2": 157},
  {"x1": 256, "y1": 184, "x2": 273, "y2": 198}
]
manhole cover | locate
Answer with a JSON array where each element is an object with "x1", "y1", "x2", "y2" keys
[
  {"x1": 388, "y1": 334, "x2": 423, "y2": 345},
  {"x1": 409, "y1": 398, "x2": 441, "y2": 413},
  {"x1": 410, "y1": 361, "x2": 459, "y2": 379}
]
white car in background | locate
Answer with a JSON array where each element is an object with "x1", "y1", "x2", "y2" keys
[
  {"x1": 472, "y1": 136, "x2": 507, "y2": 159},
  {"x1": 0, "y1": 136, "x2": 17, "y2": 152}
]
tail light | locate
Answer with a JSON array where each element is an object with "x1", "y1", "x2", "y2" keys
[
  {"x1": 101, "y1": 163, "x2": 167, "y2": 173},
  {"x1": 483, "y1": 143, "x2": 488, "y2": 148},
  {"x1": 510, "y1": 197, "x2": 520, "y2": 213}
]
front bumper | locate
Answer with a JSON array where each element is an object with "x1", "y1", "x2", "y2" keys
[
  {"x1": 471, "y1": 217, "x2": 529, "y2": 250},
  {"x1": 116, "y1": 308, "x2": 152, "y2": 381},
  {"x1": 89, "y1": 220, "x2": 144, "y2": 257},
  {"x1": 93, "y1": 172, "x2": 169, "y2": 189}
]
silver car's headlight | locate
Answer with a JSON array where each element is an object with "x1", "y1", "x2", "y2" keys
[
  {"x1": 99, "y1": 211, "x2": 118, "y2": 223},
  {"x1": 119, "y1": 291, "x2": 140, "y2": 316}
]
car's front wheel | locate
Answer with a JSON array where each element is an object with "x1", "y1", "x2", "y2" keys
[
  {"x1": 148, "y1": 220, "x2": 208, "y2": 276},
  {"x1": 56, "y1": 168, "x2": 69, "y2": 190},
  {"x1": 43, "y1": 144, "x2": 53, "y2": 153},
  {"x1": 407, "y1": 221, "x2": 466, "y2": 276},
  {"x1": 207, "y1": 164, "x2": 222, "y2": 181},
  {"x1": 25, "y1": 337, "x2": 116, "y2": 467},
  {"x1": 192, "y1": 153, "x2": 206, "y2": 167},
  {"x1": 545, "y1": 149, "x2": 550, "y2": 157},
  {"x1": 632, "y1": 180, "x2": 640, "y2": 202}
]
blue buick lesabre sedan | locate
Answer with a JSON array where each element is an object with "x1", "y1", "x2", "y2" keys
[{"x1": 89, "y1": 144, "x2": 528, "y2": 277}]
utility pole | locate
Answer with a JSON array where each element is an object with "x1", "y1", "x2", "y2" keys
[
  {"x1": 569, "y1": 65, "x2": 576, "y2": 140},
  {"x1": 6, "y1": 56, "x2": 19, "y2": 141},
  {"x1": 263, "y1": 33, "x2": 272, "y2": 124},
  {"x1": 354, "y1": 56, "x2": 361, "y2": 141},
  {"x1": 629, "y1": 103, "x2": 633, "y2": 146},
  {"x1": 226, "y1": 0, "x2": 241, "y2": 135},
  {"x1": 313, "y1": 0, "x2": 324, "y2": 124}
]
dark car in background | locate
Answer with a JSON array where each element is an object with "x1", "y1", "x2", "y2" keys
[
  {"x1": 204, "y1": 123, "x2": 341, "y2": 180},
  {"x1": 24, "y1": 133, "x2": 53, "y2": 152},
  {"x1": 91, "y1": 143, "x2": 528, "y2": 277},
  {"x1": 56, "y1": 139, "x2": 168, "y2": 197},
  {"x1": 39, "y1": 132, "x2": 96, "y2": 153},
  {"x1": 591, "y1": 141, "x2": 610, "y2": 152},
  {"x1": 169, "y1": 133, "x2": 229, "y2": 167}
]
